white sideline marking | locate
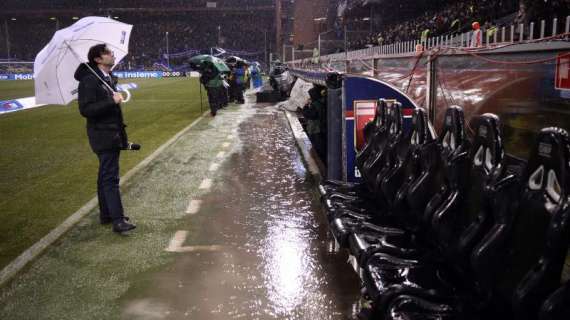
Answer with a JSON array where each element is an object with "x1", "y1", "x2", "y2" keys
[
  {"x1": 165, "y1": 231, "x2": 222, "y2": 253},
  {"x1": 216, "y1": 151, "x2": 226, "y2": 159},
  {"x1": 199, "y1": 178, "x2": 213, "y2": 190},
  {"x1": 208, "y1": 163, "x2": 220, "y2": 172},
  {"x1": 0, "y1": 111, "x2": 210, "y2": 287},
  {"x1": 222, "y1": 142, "x2": 231, "y2": 148},
  {"x1": 185, "y1": 200, "x2": 202, "y2": 215}
]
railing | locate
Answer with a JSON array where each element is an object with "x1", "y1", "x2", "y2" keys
[{"x1": 287, "y1": 15, "x2": 570, "y2": 68}]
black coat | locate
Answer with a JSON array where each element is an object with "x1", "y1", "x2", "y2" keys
[{"x1": 74, "y1": 63, "x2": 128, "y2": 154}]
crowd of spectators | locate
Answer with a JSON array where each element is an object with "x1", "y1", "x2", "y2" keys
[
  {"x1": 335, "y1": 0, "x2": 569, "y2": 51},
  {"x1": 0, "y1": 9, "x2": 274, "y2": 70},
  {"x1": 343, "y1": 0, "x2": 520, "y2": 51},
  {"x1": 0, "y1": 17, "x2": 59, "y2": 61},
  {"x1": 124, "y1": 12, "x2": 273, "y2": 69}
]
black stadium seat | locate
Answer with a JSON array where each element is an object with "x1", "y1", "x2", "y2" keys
[
  {"x1": 317, "y1": 101, "x2": 570, "y2": 320},
  {"x1": 347, "y1": 106, "x2": 467, "y2": 265},
  {"x1": 318, "y1": 99, "x2": 389, "y2": 199},
  {"x1": 327, "y1": 103, "x2": 415, "y2": 248},
  {"x1": 360, "y1": 113, "x2": 519, "y2": 311},
  {"x1": 539, "y1": 280, "x2": 570, "y2": 320},
  {"x1": 347, "y1": 107, "x2": 439, "y2": 262},
  {"x1": 383, "y1": 127, "x2": 570, "y2": 320}
]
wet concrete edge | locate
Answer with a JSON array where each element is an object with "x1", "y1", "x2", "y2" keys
[
  {"x1": 282, "y1": 110, "x2": 325, "y2": 183},
  {"x1": 0, "y1": 111, "x2": 210, "y2": 288}
]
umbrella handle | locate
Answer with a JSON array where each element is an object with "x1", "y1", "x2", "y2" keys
[{"x1": 119, "y1": 88, "x2": 131, "y2": 103}]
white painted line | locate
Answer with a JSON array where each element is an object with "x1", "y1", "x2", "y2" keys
[
  {"x1": 199, "y1": 178, "x2": 213, "y2": 190},
  {"x1": 165, "y1": 231, "x2": 223, "y2": 253},
  {"x1": 227, "y1": 134, "x2": 234, "y2": 139},
  {"x1": 174, "y1": 245, "x2": 223, "y2": 253},
  {"x1": 222, "y1": 142, "x2": 231, "y2": 148},
  {"x1": 216, "y1": 151, "x2": 226, "y2": 159},
  {"x1": 208, "y1": 163, "x2": 220, "y2": 172},
  {"x1": 0, "y1": 111, "x2": 211, "y2": 287},
  {"x1": 166, "y1": 230, "x2": 188, "y2": 252},
  {"x1": 185, "y1": 200, "x2": 203, "y2": 215}
]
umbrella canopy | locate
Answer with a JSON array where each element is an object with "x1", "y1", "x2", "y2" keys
[
  {"x1": 34, "y1": 16, "x2": 133, "y2": 105},
  {"x1": 189, "y1": 55, "x2": 230, "y2": 73},
  {"x1": 225, "y1": 56, "x2": 249, "y2": 67}
]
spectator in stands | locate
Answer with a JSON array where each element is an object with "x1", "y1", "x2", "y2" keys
[{"x1": 471, "y1": 21, "x2": 482, "y2": 47}]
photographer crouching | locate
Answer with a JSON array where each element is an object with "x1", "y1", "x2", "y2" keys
[{"x1": 74, "y1": 44, "x2": 137, "y2": 234}]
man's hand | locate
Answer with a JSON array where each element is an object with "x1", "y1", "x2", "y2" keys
[{"x1": 113, "y1": 92, "x2": 124, "y2": 104}]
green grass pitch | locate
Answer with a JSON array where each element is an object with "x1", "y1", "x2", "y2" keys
[{"x1": 0, "y1": 77, "x2": 208, "y2": 269}]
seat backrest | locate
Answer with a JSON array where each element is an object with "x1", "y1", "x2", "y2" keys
[
  {"x1": 387, "y1": 101, "x2": 404, "y2": 142},
  {"x1": 538, "y1": 279, "x2": 570, "y2": 320},
  {"x1": 361, "y1": 101, "x2": 398, "y2": 190},
  {"x1": 432, "y1": 113, "x2": 509, "y2": 263},
  {"x1": 357, "y1": 99, "x2": 388, "y2": 170},
  {"x1": 439, "y1": 106, "x2": 469, "y2": 163},
  {"x1": 422, "y1": 106, "x2": 471, "y2": 225},
  {"x1": 385, "y1": 107, "x2": 436, "y2": 213},
  {"x1": 400, "y1": 107, "x2": 442, "y2": 227},
  {"x1": 363, "y1": 99, "x2": 388, "y2": 143},
  {"x1": 472, "y1": 128, "x2": 570, "y2": 318},
  {"x1": 372, "y1": 101, "x2": 406, "y2": 195},
  {"x1": 409, "y1": 107, "x2": 437, "y2": 147}
]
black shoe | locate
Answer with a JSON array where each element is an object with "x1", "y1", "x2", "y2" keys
[
  {"x1": 210, "y1": 111, "x2": 217, "y2": 117},
  {"x1": 113, "y1": 218, "x2": 136, "y2": 233},
  {"x1": 100, "y1": 217, "x2": 112, "y2": 225}
]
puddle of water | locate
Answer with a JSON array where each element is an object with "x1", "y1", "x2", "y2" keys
[{"x1": 120, "y1": 103, "x2": 361, "y2": 319}]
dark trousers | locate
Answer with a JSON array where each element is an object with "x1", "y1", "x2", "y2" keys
[
  {"x1": 221, "y1": 87, "x2": 229, "y2": 107},
  {"x1": 206, "y1": 86, "x2": 221, "y2": 113},
  {"x1": 228, "y1": 81, "x2": 237, "y2": 102},
  {"x1": 97, "y1": 151, "x2": 124, "y2": 222},
  {"x1": 235, "y1": 84, "x2": 245, "y2": 103}
]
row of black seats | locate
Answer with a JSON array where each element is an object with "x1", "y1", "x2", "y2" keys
[{"x1": 318, "y1": 100, "x2": 570, "y2": 320}]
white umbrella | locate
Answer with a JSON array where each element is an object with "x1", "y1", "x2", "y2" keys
[{"x1": 34, "y1": 16, "x2": 133, "y2": 105}]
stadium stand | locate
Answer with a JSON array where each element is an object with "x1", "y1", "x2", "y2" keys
[
  {"x1": 0, "y1": 1, "x2": 276, "y2": 69},
  {"x1": 323, "y1": 0, "x2": 569, "y2": 52}
]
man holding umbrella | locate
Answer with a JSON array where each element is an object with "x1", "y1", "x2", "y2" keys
[
  {"x1": 200, "y1": 61, "x2": 224, "y2": 117},
  {"x1": 74, "y1": 44, "x2": 136, "y2": 233},
  {"x1": 190, "y1": 55, "x2": 229, "y2": 117},
  {"x1": 34, "y1": 16, "x2": 136, "y2": 234}
]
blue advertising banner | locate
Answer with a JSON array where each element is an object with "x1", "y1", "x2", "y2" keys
[
  {"x1": 0, "y1": 83, "x2": 139, "y2": 115},
  {"x1": 343, "y1": 75, "x2": 418, "y2": 182},
  {"x1": 113, "y1": 71, "x2": 163, "y2": 79},
  {"x1": 0, "y1": 73, "x2": 34, "y2": 81},
  {"x1": 0, "y1": 71, "x2": 185, "y2": 81},
  {"x1": 113, "y1": 71, "x2": 186, "y2": 79},
  {"x1": 0, "y1": 100, "x2": 25, "y2": 113}
]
